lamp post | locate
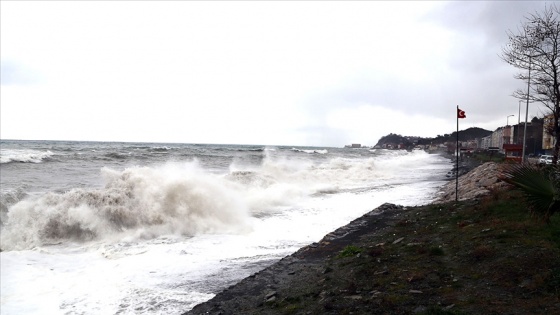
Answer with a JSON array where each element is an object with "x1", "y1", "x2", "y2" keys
[
  {"x1": 522, "y1": 56, "x2": 531, "y2": 163},
  {"x1": 507, "y1": 114, "x2": 514, "y2": 126},
  {"x1": 518, "y1": 100, "x2": 522, "y2": 125},
  {"x1": 517, "y1": 100, "x2": 524, "y2": 144}
]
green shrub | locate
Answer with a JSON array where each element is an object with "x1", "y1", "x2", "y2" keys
[{"x1": 500, "y1": 164, "x2": 560, "y2": 223}]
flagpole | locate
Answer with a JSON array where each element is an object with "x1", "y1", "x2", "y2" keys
[{"x1": 456, "y1": 105, "x2": 459, "y2": 202}]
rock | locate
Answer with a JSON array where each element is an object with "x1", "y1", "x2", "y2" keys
[
  {"x1": 265, "y1": 291, "x2": 277, "y2": 300},
  {"x1": 344, "y1": 295, "x2": 363, "y2": 300},
  {"x1": 392, "y1": 237, "x2": 404, "y2": 244},
  {"x1": 478, "y1": 178, "x2": 498, "y2": 187}
]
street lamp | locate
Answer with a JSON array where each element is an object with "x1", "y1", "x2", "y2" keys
[
  {"x1": 507, "y1": 114, "x2": 514, "y2": 126},
  {"x1": 518, "y1": 100, "x2": 522, "y2": 125},
  {"x1": 522, "y1": 55, "x2": 535, "y2": 163},
  {"x1": 517, "y1": 100, "x2": 524, "y2": 144}
]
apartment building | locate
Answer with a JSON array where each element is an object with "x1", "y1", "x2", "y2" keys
[{"x1": 482, "y1": 117, "x2": 546, "y2": 155}]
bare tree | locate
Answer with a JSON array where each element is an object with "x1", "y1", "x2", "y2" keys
[{"x1": 501, "y1": 4, "x2": 560, "y2": 164}]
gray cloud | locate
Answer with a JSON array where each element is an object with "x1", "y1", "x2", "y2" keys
[
  {"x1": 1, "y1": 1, "x2": 553, "y2": 145},
  {"x1": 361, "y1": 3, "x2": 545, "y2": 118}
]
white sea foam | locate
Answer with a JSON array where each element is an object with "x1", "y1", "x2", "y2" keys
[
  {"x1": 290, "y1": 148, "x2": 328, "y2": 154},
  {"x1": 227, "y1": 153, "x2": 390, "y2": 213},
  {"x1": 0, "y1": 149, "x2": 55, "y2": 163},
  {"x1": 1, "y1": 161, "x2": 252, "y2": 250}
]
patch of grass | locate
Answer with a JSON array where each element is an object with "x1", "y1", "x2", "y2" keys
[
  {"x1": 473, "y1": 189, "x2": 559, "y2": 245},
  {"x1": 478, "y1": 190, "x2": 523, "y2": 216},
  {"x1": 336, "y1": 245, "x2": 362, "y2": 258},
  {"x1": 428, "y1": 204, "x2": 444, "y2": 212}
]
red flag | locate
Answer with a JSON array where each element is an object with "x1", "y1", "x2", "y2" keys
[{"x1": 457, "y1": 108, "x2": 466, "y2": 119}]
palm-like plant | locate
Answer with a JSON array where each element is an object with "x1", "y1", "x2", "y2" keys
[{"x1": 500, "y1": 164, "x2": 560, "y2": 223}]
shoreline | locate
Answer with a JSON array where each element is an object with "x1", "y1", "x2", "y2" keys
[
  {"x1": 185, "y1": 203, "x2": 409, "y2": 315},
  {"x1": 185, "y1": 161, "x2": 503, "y2": 314},
  {"x1": 185, "y1": 159, "x2": 560, "y2": 314}
]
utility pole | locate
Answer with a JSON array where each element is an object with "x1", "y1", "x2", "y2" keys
[{"x1": 522, "y1": 57, "x2": 531, "y2": 163}]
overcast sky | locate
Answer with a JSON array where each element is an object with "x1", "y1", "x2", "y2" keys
[{"x1": 0, "y1": 1, "x2": 552, "y2": 147}]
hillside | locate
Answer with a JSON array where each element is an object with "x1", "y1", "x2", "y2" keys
[
  {"x1": 375, "y1": 127, "x2": 492, "y2": 148},
  {"x1": 426, "y1": 127, "x2": 493, "y2": 144},
  {"x1": 374, "y1": 133, "x2": 413, "y2": 149}
]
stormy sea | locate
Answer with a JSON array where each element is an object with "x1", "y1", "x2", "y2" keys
[{"x1": 0, "y1": 140, "x2": 452, "y2": 314}]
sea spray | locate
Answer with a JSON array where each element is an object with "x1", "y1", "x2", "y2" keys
[
  {"x1": 1, "y1": 149, "x2": 430, "y2": 250},
  {"x1": 1, "y1": 161, "x2": 252, "y2": 250}
]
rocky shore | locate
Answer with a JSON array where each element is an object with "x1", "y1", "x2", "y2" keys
[
  {"x1": 436, "y1": 161, "x2": 508, "y2": 202},
  {"x1": 186, "y1": 162, "x2": 560, "y2": 314},
  {"x1": 186, "y1": 203, "x2": 409, "y2": 315}
]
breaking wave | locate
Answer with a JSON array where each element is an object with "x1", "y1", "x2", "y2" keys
[
  {"x1": 0, "y1": 149, "x2": 55, "y2": 164},
  {"x1": 291, "y1": 148, "x2": 328, "y2": 154},
  {"x1": 0, "y1": 149, "x2": 442, "y2": 251},
  {"x1": 0, "y1": 162, "x2": 252, "y2": 250}
]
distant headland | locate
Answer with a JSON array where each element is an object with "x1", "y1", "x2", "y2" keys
[{"x1": 373, "y1": 127, "x2": 492, "y2": 150}]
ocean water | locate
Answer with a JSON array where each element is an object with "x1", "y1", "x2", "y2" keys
[{"x1": 0, "y1": 140, "x2": 452, "y2": 314}]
